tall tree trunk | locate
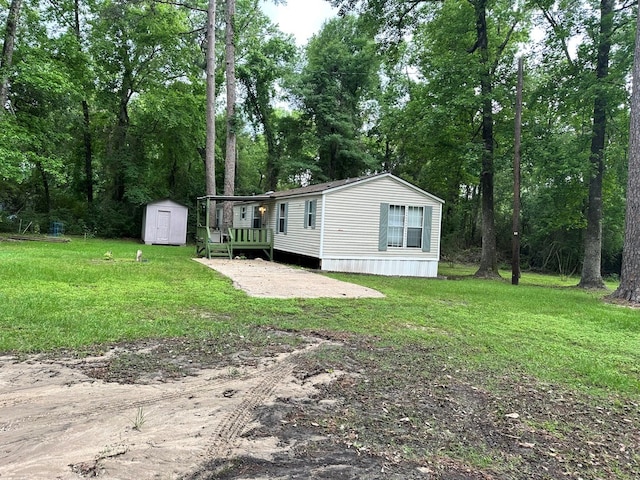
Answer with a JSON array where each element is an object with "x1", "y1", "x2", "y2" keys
[
  {"x1": 35, "y1": 162, "x2": 51, "y2": 217},
  {"x1": 512, "y1": 57, "x2": 523, "y2": 285},
  {"x1": 579, "y1": 0, "x2": 613, "y2": 289},
  {"x1": 473, "y1": 0, "x2": 500, "y2": 278},
  {"x1": 223, "y1": 0, "x2": 236, "y2": 231},
  {"x1": 205, "y1": 0, "x2": 217, "y2": 226},
  {"x1": 81, "y1": 99, "x2": 93, "y2": 204},
  {"x1": 610, "y1": 4, "x2": 640, "y2": 303},
  {"x1": 74, "y1": 0, "x2": 93, "y2": 204},
  {"x1": 0, "y1": 0, "x2": 22, "y2": 112}
]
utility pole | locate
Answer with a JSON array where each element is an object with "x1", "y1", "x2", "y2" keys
[{"x1": 512, "y1": 57, "x2": 523, "y2": 285}]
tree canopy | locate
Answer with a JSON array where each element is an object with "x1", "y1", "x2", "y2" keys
[{"x1": 0, "y1": 0, "x2": 636, "y2": 281}]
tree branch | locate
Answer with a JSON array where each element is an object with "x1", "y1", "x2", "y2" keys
[
  {"x1": 152, "y1": 0, "x2": 206, "y2": 12},
  {"x1": 614, "y1": 0, "x2": 636, "y2": 13},
  {"x1": 491, "y1": 20, "x2": 518, "y2": 75},
  {"x1": 537, "y1": 2, "x2": 576, "y2": 71},
  {"x1": 47, "y1": 0, "x2": 75, "y2": 31}
]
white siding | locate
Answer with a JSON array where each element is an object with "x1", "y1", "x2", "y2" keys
[
  {"x1": 271, "y1": 196, "x2": 322, "y2": 257},
  {"x1": 233, "y1": 204, "x2": 254, "y2": 228},
  {"x1": 321, "y1": 176, "x2": 442, "y2": 260}
]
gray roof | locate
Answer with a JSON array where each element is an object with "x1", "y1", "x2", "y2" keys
[
  {"x1": 198, "y1": 173, "x2": 444, "y2": 204},
  {"x1": 270, "y1": 173, "x2": 387, "y2": 198}
]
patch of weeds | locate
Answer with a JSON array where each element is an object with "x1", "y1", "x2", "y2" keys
[
  {"x1": 446, "y1": 445, "x2": 500, "y2": 470},
  {"x1": 525, "y1": 419, "x2": 565, "y2": 437},
  {"x1": 130, "y1": 406, "x2": 146, "y2": 431}
]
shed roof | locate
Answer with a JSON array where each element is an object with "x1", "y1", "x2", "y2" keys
[{"x1": 146, "y1": 198, "x2": 188, "y2": 208}]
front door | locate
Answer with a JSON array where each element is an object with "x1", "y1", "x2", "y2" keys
[
  {"x1": 253, "y1": 206, "x2": 262, "y2": 228},
  {"x1": 156, "y1": 210, "x2": 171, "y2": 243}
]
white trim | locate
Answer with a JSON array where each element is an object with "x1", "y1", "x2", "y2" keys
[
  {"x1": 320, "y1": 255, "x2": 433, "y2": 261},
  {"x1": 321, "y1": 173, "x2": 445, "y2": 205},
  {"x1": 319, "y1": 194, "x2": 327, "y2": 258},
  {"x1": 272, "y1": 173, "x2": 446, "y2": 205}
]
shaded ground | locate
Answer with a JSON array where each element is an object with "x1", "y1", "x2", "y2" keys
[{"x1": 1, "y1": 329, "x2": 638, "y2": 479}]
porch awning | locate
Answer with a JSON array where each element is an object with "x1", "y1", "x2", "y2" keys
[{"x1": 196, "y1": 195, "x2": 275, "y2": 202}]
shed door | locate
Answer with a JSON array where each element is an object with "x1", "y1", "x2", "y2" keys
[{"x1": 156, "y1": 210, "x2": 171, "y2": 243}]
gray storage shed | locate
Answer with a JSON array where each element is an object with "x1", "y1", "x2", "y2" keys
[{"x1": 141, "y1": 199, "x2": 188, "y2": 245}]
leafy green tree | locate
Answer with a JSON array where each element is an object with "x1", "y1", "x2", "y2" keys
[
  {"x1": 89, "y1": 0, "x2": 201, "y2": 202},
  {"x1": 297, "y1": 14, "x2": 380, "y2": 182},
  {"x1": 532, "y1": 0, "x2": 635, "y2": 283},
  {"x1": 236, "y1": 1, "x2": 296, "y2": 190},
  {"x1": 129, "y1": 82, "x2": 206, "y2": 202},
  {"x1": 330, "y1": 0, "x2": 527, "y2": 277},
  {"x1": 1, "y1": 2, "x2": 87, "y2": 227}
]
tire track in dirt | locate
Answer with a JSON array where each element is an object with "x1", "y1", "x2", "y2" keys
[
  {"x1": 0, "y1": 340, "x2": 322, "y2": 433},
  {"x1": 207, "y1": 355, "x2": 295, "y2": 458},
  {"x1": 0, "y1": 339, "x2": 334, "y2": 479},
  {"x1": 204, "y1": 340, "x2": 329, "y2": 460}
]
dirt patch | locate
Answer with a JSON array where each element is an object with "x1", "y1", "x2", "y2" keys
[
  {"x1": 1, "y1": 330, "x2": 638, "y2": 480},
  {"x1": 0, "y1": 332, "x2": 341, "y2": 479},
  {"x1": 193, "y1": 258, "x2": 385, "y2": 299}
]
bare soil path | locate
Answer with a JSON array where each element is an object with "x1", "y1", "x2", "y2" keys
[{"x1": 0, "y1": 336, "x2": 340, "y2": 479}]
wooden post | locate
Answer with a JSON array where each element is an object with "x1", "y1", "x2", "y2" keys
[{"x1": 512, "y1": 57, "x2": 523, "y2": 285}]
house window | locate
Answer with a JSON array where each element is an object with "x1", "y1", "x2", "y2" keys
[
  {"x1": 241, "y1": 206, "x2": 246, "y2": 220},
  {"x1": 304, "y1": 200, "x2": 317, "y2": 229},
  {"x1": 277, "y1": 203, "x2": 288, "y2": 234},
  {"x1": 253, "y1": 206, "x2": 262, "y2": 228},
  {"x1": 386, "y1": 204, "x2": 424, "y2": 249},
  {"x1": 388, "y1": 205, "x2": 405, "y2": 247},
  {"x1": 407, "y1": 206, "x2": 424, "y2": 248}
]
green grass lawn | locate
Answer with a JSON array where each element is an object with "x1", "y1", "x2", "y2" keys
[{"x1": 1, "y1": 237, "x2": 639, "y2": 397}]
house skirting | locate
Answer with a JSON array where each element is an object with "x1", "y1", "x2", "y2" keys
[{"x1": 320, "y1": 257, "x2": 439, "y2": 278}]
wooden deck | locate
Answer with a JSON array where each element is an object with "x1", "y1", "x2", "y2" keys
[
  {"x1": 196, "y1": 226, "x2": 273, "y2": 260},
  {"x1": 195, "y1": 195, "x2": 274, "y2": 261},
  {"x1": 228, "y1": 227, "x2": 273, "y2": 260}
]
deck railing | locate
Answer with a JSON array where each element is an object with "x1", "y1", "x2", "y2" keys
[
  {"x1": 228, "y1": 227, "x2": 273, "y2": 260},
  {"x1": 197, "y1": 226, "x2": 273, "y2": 260}
]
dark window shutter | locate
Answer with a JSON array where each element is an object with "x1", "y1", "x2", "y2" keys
[
  {"x1": 284, "y1": 203, "x2": 288, "y2": 234},
  {"x1": 311, "y1": 200, "x2": 317, "y2": 229},
  {"x1": 379, "y1": 203, "x2": 389, "y2": 251},
  {"x1": 304, "y1": 201, "x2": 309, "y2": 229},
  {"x1": 422, "y1": 206, "x2": 433, "y2": 252}
]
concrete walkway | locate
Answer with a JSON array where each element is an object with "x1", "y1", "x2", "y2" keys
[{"x1": 193, "y1": 258, "x2": 385, "y2": 299}]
